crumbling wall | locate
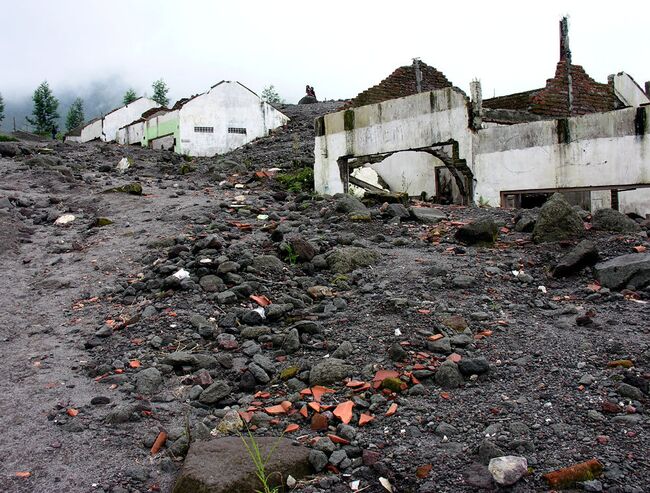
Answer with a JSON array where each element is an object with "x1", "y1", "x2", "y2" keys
[
  {"x1": 102, "y1": 98, "x2": 158, "y2": 143},
  {"x1": 143, "y1": 110, "x2": 180, "y2": 153},
  {"x1": 314, "y1": 87, "x2": 472, "y2": 195},
  {"x1": 611, "y1": 72, "x2": 650, "y2": 107},
  {"x1": 117, "y1": 121, "x2": 145, "y2": 146},
  {"x1": 473, "y1": 106, "x2": 650, "y2": 214},
  {"x1": 177, "y1": 82, "x2": 289, "y2": 157}
]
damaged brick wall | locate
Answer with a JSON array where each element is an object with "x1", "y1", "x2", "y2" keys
[{"x1": 344, "y1": 62, "x2": 452, "y2": 109}]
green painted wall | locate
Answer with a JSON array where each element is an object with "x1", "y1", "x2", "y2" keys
[{"x1": 142, "y1": 114, "x2": 181, "y2": 153}]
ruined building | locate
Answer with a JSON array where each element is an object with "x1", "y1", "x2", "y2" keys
[{"x1": 314, "y1": 18, "x2": 650, "y2": 215}]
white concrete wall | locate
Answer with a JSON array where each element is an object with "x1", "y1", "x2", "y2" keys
[
  {"x1": 314, "y1": 88, "x2": 472, "y2": 195},
  {"x1": 620, "y1": 189, "x2": 650, "y2": 217},
  {"x1": 117, "y1": 122, "x2": 145, "y2": 145},
  {"x1": 369, "y1": 151, "x2": 438, "y2": 197},
  {"x1": 102, "y1": 98, "x2": 158, "y2": 142},
  {"x1": 613, "y1": 73, "x2": 650, "y2": 107},
  {"x1": 473, "y1": 106, "x2": 650, "y2": 215},
  {"x1": 72, "y1": 119, "x2": 102, "y2": 143},
  {"x1": 177, "y1": 82, "x2": 289, "y2": 157}
]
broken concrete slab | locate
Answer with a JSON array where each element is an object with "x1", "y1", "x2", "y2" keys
[
  {"x1": 595, "y1": 252, "x2": 650, "y2": 290},
  {"x1": 173, "y1": 437, "x2": 312, "y2": 493},
  {"x1": 411, "y1": 207, "x2": 447, "y2": 224},
  {"x1": 553, "y1": 240, "x2": 600, "y2": 277}
]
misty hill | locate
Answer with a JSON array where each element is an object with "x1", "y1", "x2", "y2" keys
[{"x1": 1, "y1": 76, "x2": 142, "y2": 133}]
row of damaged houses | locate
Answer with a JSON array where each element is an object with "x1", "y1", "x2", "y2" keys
[
  {"x1": 314, "y1": 18, "x2": 650, "y2": 216},
  {"x1": 66, "y1": 81, "x2": 289, "y2": 157}
]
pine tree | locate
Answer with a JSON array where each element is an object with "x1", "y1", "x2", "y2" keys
[
  {"x1": 0, "y1": 92, "x2": 5, "y2": 125},
  {"x1": 123, "y1": 88, "x2": 137, "y2": 105},
  {"x1": 65, "y1": 97, "x2": 85, "y2": 132},
  {"x1": 151, "y1": 79, "x2": 169, "y2": 106},
  {"x1": 261, "y1": 85, "x2": 283, "y2": 104},
  {"x1": 26, "y1": 81, "x2": 60, "y2": 135}
]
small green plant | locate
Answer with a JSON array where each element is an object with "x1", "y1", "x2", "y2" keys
[
  {"x1": 478, "y1": 195, "x2": 491, "y2": 208},
  {"x1": 283, "y1": 244, "x2": 298, "y2": 265},
  {"x1": 276, "y1": 167, "x2": 314, "y2": 193},
  {"x1": 240, "y1": 428, "x2": 283, "y2": 493},
  {"x1": 0, "y1": 134, "x2": 18, "y2": 142}
]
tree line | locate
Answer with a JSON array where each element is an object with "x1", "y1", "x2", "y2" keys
[
  {"x1": 1, "y1": 79, "x2": 284, "y2": 137},
  {"x1": 0, "y1": 79, "x2": 170, "y2": 137}
]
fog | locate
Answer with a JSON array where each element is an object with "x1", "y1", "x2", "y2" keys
[{"x1": 2, "y1": 0, "x2": 649, "y2": 132}]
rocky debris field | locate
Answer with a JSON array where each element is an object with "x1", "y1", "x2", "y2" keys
[{"x1": 0, "y1": 118, "x2": 649, "y2": 493}]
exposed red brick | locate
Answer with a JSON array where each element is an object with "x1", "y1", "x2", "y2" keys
[{"x1": 343, "y1": 62, "x2": 453, "y2": 109}]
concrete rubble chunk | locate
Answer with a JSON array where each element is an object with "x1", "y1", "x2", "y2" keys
[
  {"x1": 553, "y1": 240, "x2": 600, "y2": 277},
  {"x1": 595, "y1": 252, "x2": 650, "y2": 290},
  {"x1": 326, "y1": 247, "x2": 380, "y2": 273},
  {"x1": 455, "y1": 217, "x2": 497, "y2": 245},
  {"x1": 173, "y1": 437, "x2": 312, "y2": 493},
  {"x1": 411, "y1": 207, "x2": 447, "y2": 224}
]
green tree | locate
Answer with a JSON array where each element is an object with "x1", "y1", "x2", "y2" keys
[
  {"x1": 151, "y1": 79, "x2": 169, "y2": 106},
  {"x1": 261, "y1": 85, "x2": 283, "y2": 104},
  {"x1": 123, "y1": 88, "x2": 137, "y2": 105},
  {"x1": 0, "y1": 92, "x2": 5, "y2": 124},
  {"x1": 26, "y1": 81, "x2": 60, "y2": 135},
  {"x1": 65, "y1": 97, "x2": 85, "y2": 132}
]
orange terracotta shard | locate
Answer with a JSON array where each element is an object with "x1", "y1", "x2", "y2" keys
[
  {"x1": 416, "y1": 464, "x2": 433, "y2": 478},
  {"x1": 543, "y1": 459, "x2": 603, "y2": 489},
  {"x1": 308, "y1": 402, "x2": 321, "y2": 413},
  {"x1": 346, "y1": 380, "x2": 366, "y2": 388},
  {"x1": 66, "y1": 408, "x2": 79, "y2": 417},
  {"x1": 150, "y1": 431, "x2": 168, "y2": 455},
  {"x1": 284, "y1": 424, "x2": 300, "y2": 433},
  {"x1": 333, "y1": 400, "x2": 355, "y2": 424},
  {"x1": 311, "y1": 412, "x2": 328, "y2": 431},
  {"x1": 427, "y1": 334, "x2": 444, "y2": 342},
  {"x1": 299, "y1": 405, "x2": 309, "y2": 418},
  {"x1": 358, "y1": 413, "x2": 375, "y2": 426},
  {"x1": 15, "y1": 472, "x2": 31, "y2": 478},
  {"x1": 311, "y1": 386, "x2": 335, "y2": 403},
  {"x1": 129, "y1": 360, "x2": 141, "y2": 368},
  {"x1": 328, "y1": 434, "x2": 350, "y2": 445},
  {"x1": 265, "y1": 401, "x2": 292, "y2": 415},
  {"x1": 386, "y1": 403, "x2": 398, "y2": 416},
  {"x1": 250, "y1": 294, "x2": 272, "y2": 307},
  {"x1": 447, "y1": 353, "x2": 462, "y2": 363},
  {"x1": 372, "y1": 370, "x2": 400, "y2": 382}
]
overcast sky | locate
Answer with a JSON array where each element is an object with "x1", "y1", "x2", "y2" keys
[{"x1": 2, "y1": 1, "x2": 649, "y2": 105}]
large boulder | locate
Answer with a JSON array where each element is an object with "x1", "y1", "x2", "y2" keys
[
  {"x1": 333, "y1": 194, "x2": 368, "y2": 214},
  {"x1": 411, "y1": 207, "x2": 447, "y2": 224},
  {"x1": 532, "y1": 193, "x2": 584, "y2": 243},
  {"x1": 173, "y1": 437, "x2": 312, "y2": 493},
  {"x1": 309, "y1": 358, "x2": 353, "y2": 385},
  {"x1": 326, "y1": 247, "x2": 379, "y2": 273},
  {"x1": 592, "y1": 208, "x2": 641, "y2": 233},
  {"x1": 595, "y1": 252, "x2": 650, "y2": 290},
  {"x1": 552, "y1": 240, "x2": 600, "y2": 277},
  {"x1": 455, "y1": 217, "x2": 498, "y2": 246}
]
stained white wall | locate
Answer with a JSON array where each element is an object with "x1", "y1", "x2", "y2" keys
[
  {"x1": 67, "y1": 119, "x2": 102, "y2": 143},
  {"x1": 473, "y1": 106, "x2": 650, "y2": 215},
  {"x1": 117, "y1": 121, "x2": 145, "y2": 145},
  {"x1": 612, "y1": 72, "x2": 650, "y2": 107},
  {"x1": 102, "y1": 98, "x2": 158, "y2": 142},
  {"x1": 314, "y1": 88, "x2": 472, "y2": 195},
  {"x1": 369, "y1": 151, "x2": 438, "y2": 197},
  {"x1": 177, "y1": 82, "x2": 289, "y2": 157}
]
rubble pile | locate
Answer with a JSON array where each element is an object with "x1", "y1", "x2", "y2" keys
[{"x1": 0, "y1": 123, "x2": 649, "y2": 492}]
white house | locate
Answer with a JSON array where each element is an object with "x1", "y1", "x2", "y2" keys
[
  {"x1": 66, "y1": 98, "x2": 159, "y2": 144},
  {"x1": 101, "y1": 97, "x2": 159, "y2": 142},
  {"x1": 65, "y1": 117, "x2": 103, "y2": 143},
  {"x1": 143, "y1": 81, "x2": 288, "y2": 157}
]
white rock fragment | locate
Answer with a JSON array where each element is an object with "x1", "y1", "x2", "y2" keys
[
  {"x1": 116, "y1": 157, "x2": 131, "y2": 173},
  {"x1": 172, "y1": 268, "x2": 190, "y2": 280},
  {"x1": 54, "y1": 214, "x2": 76, "y2": 225},
  {"x1": 488, "y1": 456, "x2": 528, "y2": 486}
]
